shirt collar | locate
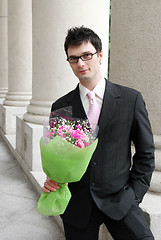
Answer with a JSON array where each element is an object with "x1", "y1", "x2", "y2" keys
[
  {"x1": 79, "y1": 78, "x2": 105, "y2": 100},
  {"x1": 93, "y1": 78, "x2": 105, "y2": 100}
]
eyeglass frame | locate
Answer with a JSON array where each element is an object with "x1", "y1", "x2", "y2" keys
[{"x1": 66, "y1": 51, "x2": 98, "y2": 63}]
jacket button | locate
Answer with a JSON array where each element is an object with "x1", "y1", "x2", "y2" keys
[{"x1": 92, "y1": 162, "x2": 96, "y2": 167}]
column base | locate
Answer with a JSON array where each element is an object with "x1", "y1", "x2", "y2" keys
[
  {"x1": 16, "y1": 117, "x2": 43, "y2": 171},
  {"x1": 23, "y1": 99, "x2": 51, "y2": 125},
  {"x1": 3, "y1": 92, "x2": 32, "y2": 107},
  {"x1": 23, "y1": 112, "x2": 49, "y2": 125},
  {"x1": 0, "y1": 104, "x2": 27, "y2": 134},
  {"x1": 0, "y1": 98, "x2": 4, "y2": 104},
  {"x1": 0, "y1": 88, "x2": 8, "y2": 99}
]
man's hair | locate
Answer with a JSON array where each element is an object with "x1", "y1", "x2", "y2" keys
[{"x1": 64, "y1": 26, "x2": 102, "y2": 56}]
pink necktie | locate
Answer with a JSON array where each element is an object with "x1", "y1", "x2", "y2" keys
[{"x1": 87, "y1": 91, "x2": 100, "y2": 129}]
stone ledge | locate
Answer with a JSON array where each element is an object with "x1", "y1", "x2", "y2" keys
[
  {"x1": 150, "y1": 171, "x2": 161, "y2": 193},
  {"x1": 140, "y1": 191, "x2": 161, "y2": 215},
  {"x1": 0, "y1": 105, "x2": 27, "y2": 134},
  {"x1": 154, "y1": 135, "x2": 161, "y2": 149},
  {"x1": 140, "y1": 191, "x2": 161, "y2": 239}
]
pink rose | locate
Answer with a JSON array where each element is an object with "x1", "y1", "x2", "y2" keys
[
  {"x1": 76, "y1": 125, "x2": 82, "y2": 130},
  {"x1": 84, "y1": 142, "x2": 90, "y2": 147},
  {"x1": 65, "y1": 126, "x2": 72, "y2": 133},
  {"x1": 71, "y1": 129, "x2": 86, "y2": 140},
  {"x1": 57, "y1": 128, "x2": 65, "y2": 138},
  {"x1": 75, "y1": 139, "x2": 85, "y2": 148},
  {"x1": 52, "y1": 128, "x2": 57, "y2": 135}
]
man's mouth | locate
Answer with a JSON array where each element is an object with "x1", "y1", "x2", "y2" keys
[{"x1": 79, "y1": 69, "x2": 88, "y2": 74}]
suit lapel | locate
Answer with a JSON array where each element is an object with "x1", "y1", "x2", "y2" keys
[
  {"x1": 98, "y1": 80, "x2": 120, "y2": 134},
  {"x1": 72, "y1": 85, "x2": 87, "y2": 119}
]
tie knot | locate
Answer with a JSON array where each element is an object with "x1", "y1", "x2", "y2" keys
[{"x1": 87, "y1": 91, "x2": 95, "y2": 100}]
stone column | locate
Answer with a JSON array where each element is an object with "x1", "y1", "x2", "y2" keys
[
  {"x1": 23, "y1": 0, "x2": 110, "y2": 125},
  {"x1": 2, "y1": 0, "x2": 32, "y2": 134},
  {"x1": 0, "y1": 0, "x2": 8, "y2": 130},
  {"x1": 0, "y1": 0, "x2": 8, "y2": 102},
  {"x1": 110, "y1": 1, "x2": 161, "y2": 238}
]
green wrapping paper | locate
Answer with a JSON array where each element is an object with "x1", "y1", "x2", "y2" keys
[{"x1": 36, "y1": 135, "x2": 98, "y2": 216}]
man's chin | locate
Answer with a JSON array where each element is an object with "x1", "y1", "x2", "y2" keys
[
  {"x1": 79, "y1": 76, "x2": 90, "y2": 83},
  {"x1": 78, "y1": 73, "x2": 91, "y2": 81}
]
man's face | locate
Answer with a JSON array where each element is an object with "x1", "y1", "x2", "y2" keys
[{"x1": 67, "y1": 42, "x2": 103, "y2": 88}]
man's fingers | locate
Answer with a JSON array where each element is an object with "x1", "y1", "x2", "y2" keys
[
  {"x1": 50, "y1": 179, "x2": 59, "y2": 186},
  {"x1": 42, "y1": 181, "x2": 68, "y2": 193},
  {"x1": 42, "y1": 177, "x2": 64, "y2": 193},
  {"x1": 42, "y1": 186, "x2": 50, "y2": 193},
  {"x1": 43, "y1": 181, "x2": 60, "y2": 192},
  {"x1": 46, "y1": 180, "x2": 60, "y2": 189},
  {"x1": 46, "y1": 177, "x2": 59, "y2": 186}
]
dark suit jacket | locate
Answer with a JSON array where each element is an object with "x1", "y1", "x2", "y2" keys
[{"x1": 51, "y1": 79, "x2": 155, "y2": 228}]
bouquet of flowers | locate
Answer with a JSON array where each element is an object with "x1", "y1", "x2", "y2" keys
[{"x1": 36, "y1": 107, "x2": 98, "y2": 216}]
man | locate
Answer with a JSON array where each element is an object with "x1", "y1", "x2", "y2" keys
[{"x1": 43, "y1": 26, "x2": 155, "y2": 240}]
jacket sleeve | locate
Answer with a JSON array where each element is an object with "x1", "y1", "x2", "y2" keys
[{"x1": 130, "y1": 92, "x2": 155, "y2": 202}]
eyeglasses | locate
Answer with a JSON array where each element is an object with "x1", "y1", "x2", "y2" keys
[{"x1": 67, "y1": 52, "x2": 98, "y2": 63}]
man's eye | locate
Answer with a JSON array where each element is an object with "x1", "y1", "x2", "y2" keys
[
  {"x1": 84, "y1": 53, "x2": 91, "y2": 57},
  {"x1": 82, "y1": 53, "x2": 92, "y2": 59},
  {"x1": 70, "y1": 56, "x2": 78, "y2": 60}
]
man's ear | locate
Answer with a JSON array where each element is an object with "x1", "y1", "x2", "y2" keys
[{"x1": 99, "y1": 50, "x2": 103, "y2": 64}]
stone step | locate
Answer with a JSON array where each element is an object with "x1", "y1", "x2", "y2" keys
[
  {"x1": 140, "y1": 191, "x2": 161, "y2": 239},
  {"x1": 154, "y1": 135, "x2": 161, "y2": 149}
]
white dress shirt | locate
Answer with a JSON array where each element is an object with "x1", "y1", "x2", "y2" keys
[{"x1": 79, "y1": 78, "x2": 106, "y2": 115}]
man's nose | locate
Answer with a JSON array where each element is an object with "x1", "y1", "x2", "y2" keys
[{"x1": 77, "y1": 58, "x2": 85, "y2": 66}]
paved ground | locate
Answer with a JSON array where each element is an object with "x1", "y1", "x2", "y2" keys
[{"x1": 0, "y1": 135, "x2": 65, "y2": 240}]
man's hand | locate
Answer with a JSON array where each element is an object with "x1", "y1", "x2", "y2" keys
[{"x1": 42, "y1": 176, "x2": 60, "y2": 193}]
